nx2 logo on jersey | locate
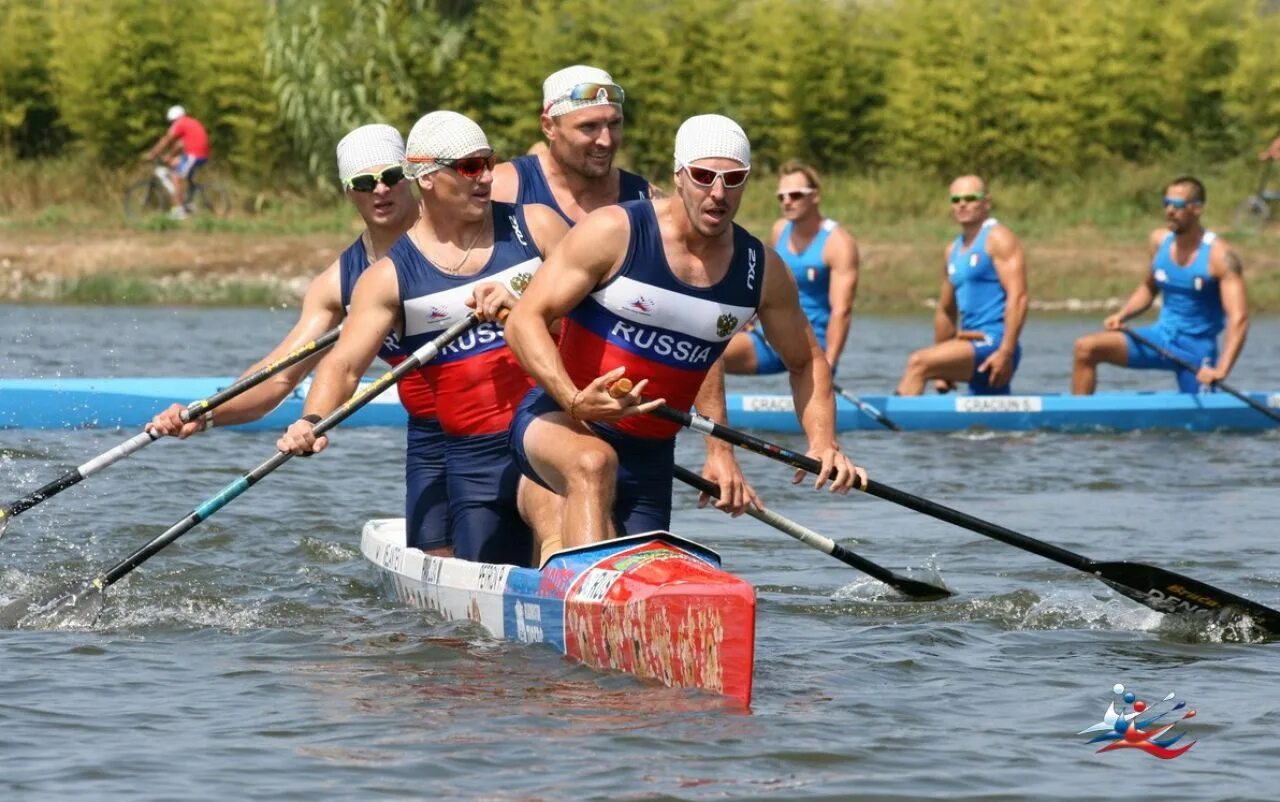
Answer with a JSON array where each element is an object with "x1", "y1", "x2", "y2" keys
[
  {"x1": 608, "y1": 321, "x2": 712, "y2": 364},
  {"x1": 746, "y1": 248, "x2": 757, "y2": 290},
  {"x1": 509, "y1": 215, "x2": 528, "y2": 247}
]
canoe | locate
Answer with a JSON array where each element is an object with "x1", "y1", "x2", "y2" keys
[
  {"x1": 728, "y1": 390, "x2": 1280, "y2": 433},
  {"x1": 2, "y1": 376, "x2": 1277, "y2": 433},
  {"x1": 360, "y1": 518, "x2": 756, "y2": 706}
]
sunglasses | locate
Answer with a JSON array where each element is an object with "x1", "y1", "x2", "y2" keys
[
  {"x1": 408, "y1": 153, "x2": 497, "y2": 179},
  {"x1": 679, "y1": 161, "x2": 751, "y2": 189},
  {"x1": 949, "y1": 192, "x2": 985, "y2": 203},
  {"x1": 1162, "y1": 196, "x2": 1200, "y2": 210},
  {"x1": 345, "y1": 165, "x2": 406, "y2": 193},
  {"x1": 777, "y1": 188, "x2": 816, "y2": 203},
  {"x1": 545, "y1": 82, "x2": 626, "y2": 111}
]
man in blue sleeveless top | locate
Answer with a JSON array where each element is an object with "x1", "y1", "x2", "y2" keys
[
  {"x1": 895, "y1": 175, "x2": 1028, "y2": 396},
  {"x1": 151, "y1": 125, "x2": 452, "y2": 553},
  {"x1": 490, "y1": 64, "x2": 652, "y2": 224},
  {"x1": 722, "y1": 160, "x2": 860, "y2": 375},
  {"x1": 1072, "y1": 176, "x2": 1249, "y2": 394},
  {"x1": 505, "y1": 115, "x2": 865, "y2": 561}
]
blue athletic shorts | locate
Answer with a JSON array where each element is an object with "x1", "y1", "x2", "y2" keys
[
  {"x1": 748, "y1": 326, "x2": 831, "y2": 376},
  {"x1": 405, "y1": 416, "x2": 449, "y2": 551},
  {"x1": 1125, "y1": 325, "x2": 1218, "y2": 393},
  {"x1": 175, "y1": 154, "x2": 207, "y2": 180},
  {"x1": 509, "y1": 387, "x2": 675, "y2": 535},
  {"x1": 968, "y1": 333, "x2": 1022, "y2": 396},
  {"x1": 444, "y1": 430, "x2": 532, "y2": 567}
]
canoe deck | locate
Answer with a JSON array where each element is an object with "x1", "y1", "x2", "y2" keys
[{"x1": 360, "y1": 519, "x2": 756, "y2": 706}]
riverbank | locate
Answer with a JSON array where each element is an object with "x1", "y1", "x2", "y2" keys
[{"x1": 2, "y1": 224, "x2": 1277, "y2": 312}]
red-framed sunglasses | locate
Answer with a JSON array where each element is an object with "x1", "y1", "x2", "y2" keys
[
  {"x1": 407, "y1": 153, "x2": 497, "y2": 179},
  {"x1": 679, "y1": 160, "x2": 751, "y2": 189}
]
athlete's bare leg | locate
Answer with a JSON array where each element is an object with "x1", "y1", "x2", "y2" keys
[
  {"x1": 517, "y1": 477, "x2": 565, "y2": 566},
  {"x1": 519, "y1": 412, "x2": 619, "y2": 551},
  {"x1": 896, "y1": 339, "x2": 977, "y2": 395},
  {"x1": 1071, "y1": 331, "x2": 1129, "y2": 395}
]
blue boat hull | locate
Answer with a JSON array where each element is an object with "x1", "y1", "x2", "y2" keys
[{"x1": 1, "y1": 377, "x2": 1277, "y2": 433}]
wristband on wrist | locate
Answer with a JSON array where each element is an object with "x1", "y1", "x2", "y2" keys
[
  {"x1": 302, "y1": 413, "x2": 323, "y2": 425},
  {"x1": 200, "y1": 410, "x2": 214, "y2": 432},
  {"x1": 567, "y1": 390, "x2": 583, "y2": 421}
]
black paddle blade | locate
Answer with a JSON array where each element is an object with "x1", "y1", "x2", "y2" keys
[
  {"x1": 885, "y1": 575, "x2": 951, "y2": 601},
  {"x1": 0, "y1": 577, "x2": 105, "y2": 629},
  {"x1": 1094, "y1": 560, "x2": 1280, "y2": 638}
]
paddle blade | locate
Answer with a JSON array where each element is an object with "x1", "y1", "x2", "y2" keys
[
  {"x1": 0, "y1": 578, "x2": 105, "y2": 629},
  {"x1": 886, "y1": 575, "x2": 952, "y2": 601},
  {"x1": 1094, "y1": 561, "x2": 1280, "y2": 638},
  {"x1": 0, "y1": 513, "x2": 9, "y2": 539}
]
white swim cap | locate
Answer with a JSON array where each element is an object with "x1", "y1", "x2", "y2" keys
[
  {"x1": 166, "y1": 105, "x2": 186, "y2": 122},
  {"x1": 404, "y1": 111, "x2": 492, "y2": 178},
  {"x1": 542, "y1": 65, "x2": 624, "y2": 118},
  {"x1": 673, "y1": 114, "x2": 751, "y2": 171},
  {"x1": 336, "y1": 124, "x2": 406, "y2": 184}
]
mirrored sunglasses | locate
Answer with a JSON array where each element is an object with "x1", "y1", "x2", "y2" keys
[
  {"x1": 949, "y1": 192, "x2": 985, "y2": 204},
  {"x1": 345, "y1": 166, "x2": 406, "y2": 193},
  {"x1": 1162, "y1": 196, "x2": 1199, "y2": 210},
  {"x1": 680, "y1": 161, "x2": 751, "y2": 189},
  {"x1": 436, "y1": 153, "x2": 497, "y2": 179},
  {"x1": 545, "y1": 82, "x2": 625, "y2": 112},
  {"x1": 777, "y1": 188, "x2": 816, "y2": 203}
]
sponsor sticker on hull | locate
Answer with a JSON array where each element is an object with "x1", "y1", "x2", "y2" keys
[
  {"x1": 742, "y1": 395, "x2": 795, "y2": 413},
  {"x1": 955, "y1": 396, "x2": 1043, "y2": 414}
]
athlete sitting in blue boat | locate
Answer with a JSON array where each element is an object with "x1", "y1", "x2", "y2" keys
[
  {"x1": 895, "y1": 175, "x2": 1028, "y2": 396},
  {"x1": 720, "y1": 160, "x2": 860, "y2": 375},
  {"x1": 1071, "y1": 175, "x2": 1250, "y2": 394}
]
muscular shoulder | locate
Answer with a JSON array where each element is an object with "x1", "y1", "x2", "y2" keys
[
  {"x1": 985, "y1": 223, "x2": 1023, "y2": 256},
  {"x1": 1210, "y1": 237, "x2": 1244, "y2": 277},
  {"x1": 1147, "y1": 227, "x2": 1171, "y2": 252},
  {"x1": 823, "y1": 223, "x2": 858, "y2": 259},
  {"x1": 769, "y1": 217, "x2": 787, "y2": 247},
  {"x1": 490, "y1": 160, "x2": 520, "y2": 204},
  {"x1": 521, "y1": 203, "x2": 571, "y2": 255},
  {"x1": 303, "y1": 259, "x2": 345, "y2": 312}
]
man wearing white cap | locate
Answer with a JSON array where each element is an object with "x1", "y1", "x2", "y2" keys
[
  {"x1": 279, "y1": 111, "x2": 570, "y2": 566},
  {"x1": 491, "y1": 65, "x2": 652, "y2": 224},
  {"x1": 143, "y1": 105, "x2": 211, "y2": 219},
  {"x1": 506, "y1": 114, "x2": 866, "y2": 557},
  {"x1": 150, "y1": 124, "x2": 453, "y2": 553}
]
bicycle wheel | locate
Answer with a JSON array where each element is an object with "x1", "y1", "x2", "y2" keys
[
  {"x1": 1233, "y1": 195, "x2": 1271, "y2": 232},
  {"x1": 123, "y1": 178, "x2": 170, "y2": 221},
  {"x1": 189, "y1": 182, "x2": 231, "y2": 218}
]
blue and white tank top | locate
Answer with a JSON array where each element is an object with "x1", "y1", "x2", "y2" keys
[
  {"x1": 510, "y1": 154, "x2": 650, "y2": 226},
  {"x1": 946, "y1": 218, "x2": 1007, "y2": 337},
  {"x1": 776, "y1": 218, "x2": 838, "y2": 338},
  {"x1": 1152, "y1": 230, "x2": 1224, "y2": 339}
]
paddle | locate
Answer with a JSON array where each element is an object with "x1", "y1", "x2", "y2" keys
[
  {"x1": 647, "y1": 400, "x2": 1280, "y2": 635},
  {"x1": 832, "y1": 382, "x2": 900, "y2": 431},
  {"x1": 1121, "y1": 327, "x2": 1280, "y2": 425},
  {"x1": 672, "y1": 465, "x2": 948, "y2": 600},
  {"x1": 0, "y1": 315, "x2": 478, "y2": 629},
  {"x1": 0, "y1": 326, "x2": 342, "y2": 539}
]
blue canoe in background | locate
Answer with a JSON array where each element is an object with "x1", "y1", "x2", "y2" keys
[{"x1": 1, "y1": 377, "x2": 1278, "y2": 433}]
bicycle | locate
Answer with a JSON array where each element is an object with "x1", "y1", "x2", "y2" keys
[
  {"x1": 1232, "y1": 160, "x2": 1280, "y2": 231},
  {"x1": 123, "y1": 159, "x2": 231, "y2": 222}
]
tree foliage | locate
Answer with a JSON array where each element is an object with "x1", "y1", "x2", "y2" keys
[{"x1": 6, "y1": 0, "x2": 1279, "y2": 182}]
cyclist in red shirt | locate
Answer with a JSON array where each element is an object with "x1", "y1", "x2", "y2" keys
[{"x1": 144, "y1": 105, "x2": 210, "y2": 219}]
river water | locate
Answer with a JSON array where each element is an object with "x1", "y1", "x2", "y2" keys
[{"x1": 2, "y1": 304, "x2": 1278, "y2": 801}]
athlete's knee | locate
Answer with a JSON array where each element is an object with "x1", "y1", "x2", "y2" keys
[
  {"x1": 567, "y1": 446, "x2": 617, "y2": 486},
  {"x1": 1073, "y1": 335, "x2": 1101, "y2": 364},
  {"x1": 903, "y1": 348, "x2": 931, "y2": 376}
]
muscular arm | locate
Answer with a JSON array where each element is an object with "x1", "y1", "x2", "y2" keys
[
  {"x1": 822, "y1": 227, "x2": 859, "y2": 369},
  {"x1": 755, "y1": 249, "x2": 836, "y2": 452},
  {"x1": 489, "y1": 161, "x2": 520, "y2": 205},
  {"x1": 505, "y1": 206, "x2": 630, "y2": 408},
  {"x1": 934, "y1": 246, "x2": 958, "y2": 342},
  {"x1": 301, "y1": 260, "x2": 401, "y2": 419},
  {"x1": 1210, "y1": 242, "x2": 1249, "y2": 377},
  {"x1": 988, "y1": 226, "x2": 1027, "y2": 350},
  {"x1": 216, "y1": 263, "x2": 345, "y2": 425},
  {"x1": 1107, "y1": 229, "x2": 1163, "y2": 327}
]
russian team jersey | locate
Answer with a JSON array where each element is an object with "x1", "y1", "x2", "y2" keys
[
  {"x1": 557, "y1": 200, "x2": 764, "y2": 439},
  {"x1": 389, "y1": 202, "x2": 543, "y2": 436},
  {"x1": 510, "y1": 155, "x2": 650, "y2": 226},
  {"x1": 1152, "y1": 230, "x2": 1224, "y2": 339},
  {"x1": 338, "y1": 235, "x2": 436, "y2": 419},
  {"x1": 947, "y1": 218, "x2": 1007, "y2": 338}
]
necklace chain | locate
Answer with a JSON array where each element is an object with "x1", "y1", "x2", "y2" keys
[{"x1": 411, "y1": 224, "x2": 486, "y2": 275}]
